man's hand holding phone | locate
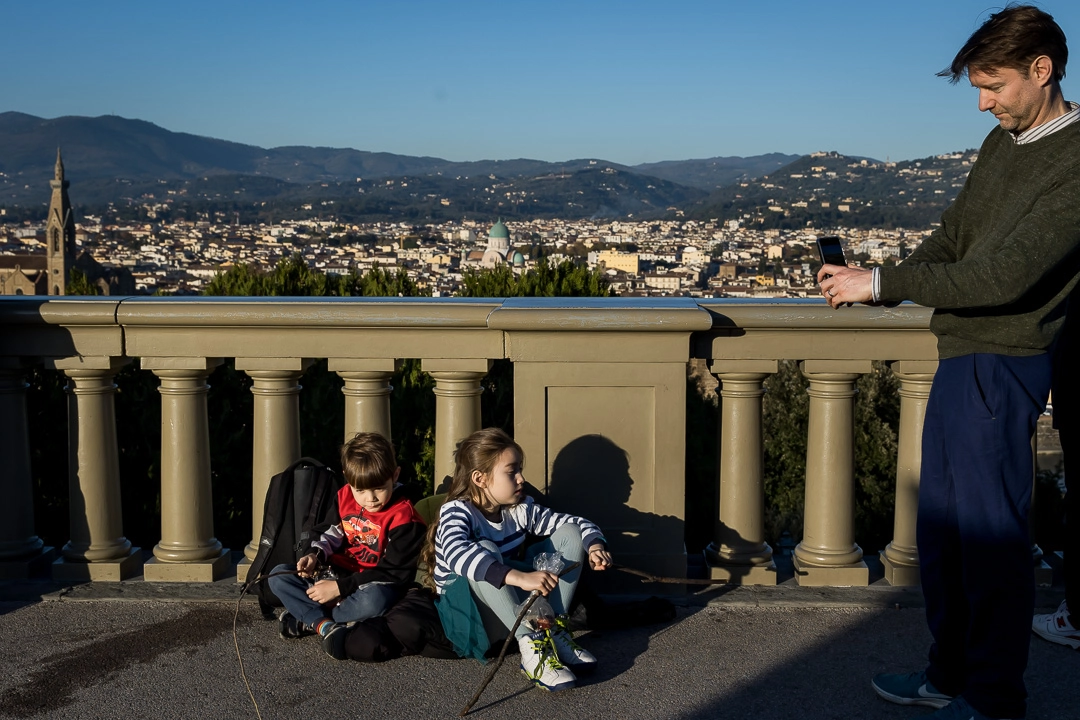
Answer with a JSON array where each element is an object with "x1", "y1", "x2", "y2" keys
[{"x1": 815, "y1": 236, "x2": 873, "y2": 308}]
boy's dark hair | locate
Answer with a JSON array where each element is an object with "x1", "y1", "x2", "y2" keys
[
  {"x1": 939, "y1": 4, "x2": 1068, "y2": 83},
  {"x1": 340, "y1": 432, "x2": 397, "y2": 490}
]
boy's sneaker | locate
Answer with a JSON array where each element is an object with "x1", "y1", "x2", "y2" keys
[
  {"x1": 277, "y1": 611, "x2": 314, "y2": 639},
  {"x1": 321, "y1": 623, "x2": 348, "y2": 660},
  {"x1": 518, "y1": 631, "x2": 576, "y2": 692},
  {"x1": 871, "y1": 670, "x2": 954, "y2": 708},
  {"x1": 1032, "y1": 600, "x2": 1080, "y2": 649},
  {"x1": 925, "y1": 696, "x2": 1015, "y2": 720},
  {"x1": 550, "y1": 621, "x2": 598, "y2": 674}
]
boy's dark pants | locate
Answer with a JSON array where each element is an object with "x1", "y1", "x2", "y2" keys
[{"x1": 918, "y1": 353, "x2": 1050, "y2": 720}]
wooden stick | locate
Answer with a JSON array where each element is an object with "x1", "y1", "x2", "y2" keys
[
  {"x1": 613, "y1": 564, "x2": 731, "y2": 585},
  {"x1": 458, "y1": 561, "x2": 581, "y2": 717}
]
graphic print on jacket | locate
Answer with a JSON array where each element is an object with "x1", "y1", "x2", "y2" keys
[{"x1": 341, "y1": 513, "x2": 384, "y2": 568}]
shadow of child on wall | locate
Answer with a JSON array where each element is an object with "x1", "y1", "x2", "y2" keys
[{"x1": 547, "y1": 433, "x2": 684, "y2": 584}]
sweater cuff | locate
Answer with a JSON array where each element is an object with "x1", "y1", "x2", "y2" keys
[
  {"x1": 582, "y1": 532, "x2": 606, "y2": 552},
  {"x1": 336, "y1": 574, "x2": 360, "y2": 598},
  {"x1": 877, "y1": 266, "x2": 904, "y2": 303},
  {"x1": 483, "y1": 561, "x2": 512, "y2": 588}
]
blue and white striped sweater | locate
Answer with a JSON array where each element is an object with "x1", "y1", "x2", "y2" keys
[{"x1": 433, "y1": 496, "x2": 604, "y2": 593}]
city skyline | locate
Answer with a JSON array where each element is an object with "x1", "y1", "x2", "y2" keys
[{"x1": 5, "y1": 1, "x2": 1080, "y2": 166}]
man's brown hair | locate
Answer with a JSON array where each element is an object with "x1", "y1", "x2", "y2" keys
[
  {"x1": 340, "y1": 431, "x2": 398, "y2": 490},
  {"x1": 939, "y1": 4, "x2": 1068, "y2": 83}
]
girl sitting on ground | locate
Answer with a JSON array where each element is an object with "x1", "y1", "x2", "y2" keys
[{"x1": 423, "y1": 427, "x2": 613, "y2": 692}]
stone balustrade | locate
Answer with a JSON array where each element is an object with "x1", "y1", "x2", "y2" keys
[{"x1": 0, "y1": 295, "x2": 948, "y2": 589}]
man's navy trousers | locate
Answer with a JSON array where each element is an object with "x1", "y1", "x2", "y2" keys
[{"x1": 919, "y1": 352, "x2": 1050, "y2": 720}]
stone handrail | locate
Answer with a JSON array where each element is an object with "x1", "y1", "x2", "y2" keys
[{"x1": 0, "y1": 295, "x2": 941, "y2": 588}]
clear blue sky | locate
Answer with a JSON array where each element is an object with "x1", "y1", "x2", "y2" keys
[{"x1": 5, "y1": 1, "x2": 1079, "y2": 165}]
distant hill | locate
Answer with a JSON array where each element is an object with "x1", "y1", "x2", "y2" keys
[
  {"x1": 0, "y1": 112, "x2": 974, "y2": 227},
  {"x1": 632, "y1": 153, "x2": 801, "y2": 190},
  {"x1": 687, "y1": 150, "x2": 975, "y2": 229},
  {"x1": 0, "y1": 112, "x2": 777, "y2": 218}
]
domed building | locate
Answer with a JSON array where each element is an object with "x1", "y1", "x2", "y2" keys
[{"x1": 480, "y1": 219, "x2": 512, "y2": 268}]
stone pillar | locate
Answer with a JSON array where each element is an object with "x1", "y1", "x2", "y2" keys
[
  {"x1": 880, "y1": 361, "x2": 936, "y2": 586},
  {"x1": 704, "y1": 360, "x2": 777, "y2": 584},
  {"x1": 330, "y1": 358, "x2": 400, "y2": 444},
  {"x1": 0, "y1": 363, "x2": 54, "y2": 578},
  {"x1": 234, "y1": 358, "x2": 312, "y2": 582},
  {"x1": 423, "y1": 359, "x2": 492, "y2": 491},
  {"x1": 793, "y1": 360, "x2": 870, "y2": 586},
  {"x1": 52, "y1": 358, "x2": 143, "y2": 581},
  {"x1": 142, "y1": 358, "x2": 230, "y2": 582}
]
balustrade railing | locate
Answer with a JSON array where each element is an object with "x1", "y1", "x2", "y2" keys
[{"x1": 0, "y1": 296, "x2": 950, "y2": 589}]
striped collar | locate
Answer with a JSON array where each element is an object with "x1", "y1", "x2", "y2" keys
[{"x1": 1013, "y1": 101, "x2": 1080, "y2": 144}]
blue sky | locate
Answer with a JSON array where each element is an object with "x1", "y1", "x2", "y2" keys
[{"x1": 5, "y1": 1, "x2": 1079, "y2": 165}]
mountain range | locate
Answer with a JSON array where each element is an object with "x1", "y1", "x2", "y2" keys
[{"x1": 0, "y1": 112, "x2": 968, "y2": 227}]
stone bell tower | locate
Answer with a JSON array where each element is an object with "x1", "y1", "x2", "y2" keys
[{"x1": 45, "y1": 148, "x2": 76, "y2": 296}]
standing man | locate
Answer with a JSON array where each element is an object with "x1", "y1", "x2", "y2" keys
[{"x1": 819, "y1": 6, "x2": 1080, "y2": 720}]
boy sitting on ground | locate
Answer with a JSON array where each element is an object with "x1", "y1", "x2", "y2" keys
[{"x1": 267, "y1": 432, "x2": 425, "y2": 659}]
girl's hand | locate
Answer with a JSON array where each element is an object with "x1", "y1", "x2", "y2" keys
[
  {"x1": 588, "y1": 543, "x2": 612, "y2": 571},
  {"x1": 306, "y1": 579, "x2": 341, "y2": 605},
  {"x1": 506, "y1": 569, "x2": 559, "y2": 596}
]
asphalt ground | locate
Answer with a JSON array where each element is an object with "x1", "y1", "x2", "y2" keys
[{"x1": 0, "y1": 577, "x2": 1076, "y2": 720}]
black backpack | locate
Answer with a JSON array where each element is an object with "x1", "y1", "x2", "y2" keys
[{"x1": 247, "y1": 456, "x2": 343, "y2": 618}]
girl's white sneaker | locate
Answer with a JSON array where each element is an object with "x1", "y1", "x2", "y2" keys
[
  {"x1": 519, "y1": 631, "x2": 577, "y2": 691},
  {"x1": 550, "y1": 627, "x2": 598, "y2": 674}
]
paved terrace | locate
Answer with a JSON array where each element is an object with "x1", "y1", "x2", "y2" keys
[{"x1": 1, "y1": 562, "x2": 1075, "y2": 720}]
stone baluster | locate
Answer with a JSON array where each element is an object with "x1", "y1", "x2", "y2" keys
[
  {"x1": 52, "y1": 358, "x2": 142, "y2": 581},
  {"x1": 880, "y1": 361, "x2": 936, "y2": 586},
  {"x1": 424, "y1": 360, "x2": 492, "y2": 491},
  {"x1": 234, "y1": 358, "x2": 312, "y2": 582},
  {"x1": 142, "y1": 358, "x2": 230, "y2": 581},
  {"x1": 704, "y1": 360, "x2": 777, "y2": 584},
  {"x1": 0, "y1": 363, "x2": 53, "y2": 578},
  {"x1": 331, "y1": 359, "x2": 400, "y2": 444},
  {"x1": 793, "y1": 360, "x2": 870, "y2": 586}
]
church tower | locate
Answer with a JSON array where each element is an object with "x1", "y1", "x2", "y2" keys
[{"x1": 45, "y1": 148, "x2": 75, "y2": 295}]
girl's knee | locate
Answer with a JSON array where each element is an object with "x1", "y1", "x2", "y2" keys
[{"x1": 476, "y1": 539, "x2": 502, "y2": 558}]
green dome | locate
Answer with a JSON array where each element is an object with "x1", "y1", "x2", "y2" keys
[
  {"x1": 489, "y1": 219, "x2": 510, "y2": 239},
  {"x1": 511, "y1": 251, "x2": 525, "y2": 265}
]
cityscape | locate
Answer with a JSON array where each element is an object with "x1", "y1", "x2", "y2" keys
[{"x1": 0, "y1": 150, "x2": 953, "y2": 298}]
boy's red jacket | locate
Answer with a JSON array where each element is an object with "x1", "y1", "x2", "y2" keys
[{"x1": 309, "y1": 484, "x2": 425, "y2": 597}]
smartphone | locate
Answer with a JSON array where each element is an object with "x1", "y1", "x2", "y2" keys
[{"x1": 816, "y1": 236, "x2": 846, "y2": 277}]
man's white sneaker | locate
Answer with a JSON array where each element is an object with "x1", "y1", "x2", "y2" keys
[
  {"x1": 550, "y1": 627, "x2": 598, "y2": 674},
  {"x1": 519, "y1": 631, "x2": 577, "y2": 691},
  {"x1": 1032, "y1": 600, "x2": 1080, "y2": 649}
]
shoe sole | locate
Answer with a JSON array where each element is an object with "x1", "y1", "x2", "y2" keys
[
  {"x1": 1032, "y1": 625, "x2": 1080, "y2": 650},
  {"x1": 520, "y1": 667, "x2": 575, "y2": 692},
  {"x1": 871, "y1": 681, "x2": 951, "y2": 709}
]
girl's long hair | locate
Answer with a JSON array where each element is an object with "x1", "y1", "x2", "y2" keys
[{"x1": 419, "y1": 428, "x2": 524, "y2": 589}]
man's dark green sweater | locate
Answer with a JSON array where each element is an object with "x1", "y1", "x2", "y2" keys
[{"x1": 879, "y1": 123, "x2": 1080, "y2": 359}]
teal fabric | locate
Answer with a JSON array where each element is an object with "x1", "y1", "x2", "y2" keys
[{"x1": 435, "y1": 574, "x2": 490, "y2": 663}]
